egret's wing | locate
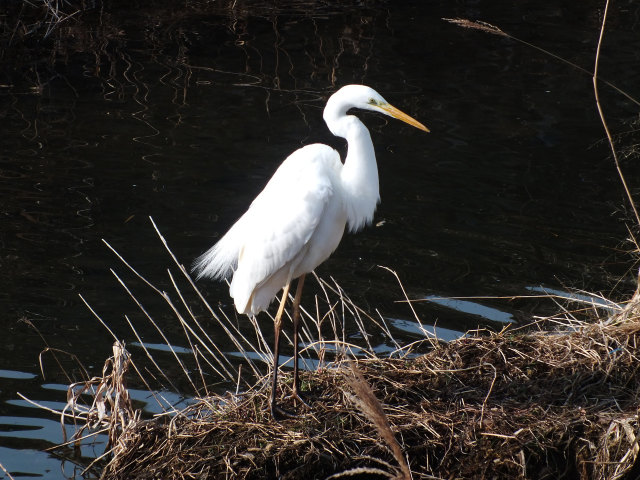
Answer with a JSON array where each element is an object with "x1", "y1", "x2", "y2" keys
[
  {"x1": 233, "y1": 144, "x2": 340, "y2": 287},
  {"x1": 193, "y1": 144, "x2": 340, "y2": 295}
]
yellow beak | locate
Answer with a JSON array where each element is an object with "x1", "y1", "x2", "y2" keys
[{"x1": 380, "y1": 104, "x2": 430, "y2": 132}]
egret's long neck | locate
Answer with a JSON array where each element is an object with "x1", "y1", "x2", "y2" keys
[{"x1": 324, "y1": 103, "x2": 380, "y2": 232}]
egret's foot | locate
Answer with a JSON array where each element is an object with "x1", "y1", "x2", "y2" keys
[
  {"x1": 286, "y1": 390, "x2": 312, "y2": 409},
  {"x1": 270, "y1": 402, "x2": 299, "y2": 421}
]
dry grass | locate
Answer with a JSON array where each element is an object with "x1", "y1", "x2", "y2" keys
[
  {"x1": 86, "y1": 294, "x2": 640, "y2": 480},
  {"x1": 37, "y1": 216, "x2": 637, "y2": 480}
]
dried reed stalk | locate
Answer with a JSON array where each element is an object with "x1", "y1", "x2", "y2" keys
[{"x1": 342, "y1": 363, "x2": 412, "y2": 480}]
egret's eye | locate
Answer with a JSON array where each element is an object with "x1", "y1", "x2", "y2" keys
[{"x1": 368, "y1": 98, "x2": 379, "y2": 106}]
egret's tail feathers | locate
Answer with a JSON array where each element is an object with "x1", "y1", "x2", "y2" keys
[{"x1": 192, "y1": 239, "x2": 238, "y2": 281}]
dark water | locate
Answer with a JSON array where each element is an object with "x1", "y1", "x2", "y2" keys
[{"x1": 2, "y1": 0, "x2": 640, "y2": 477}]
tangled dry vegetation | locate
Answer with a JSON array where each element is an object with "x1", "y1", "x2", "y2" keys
[
  {"x1": 48, "y1": 221, "x2": 640, "y2": 480},
  {"x1": 87, "y1": 290, "x2": 640, "y2": 480}
]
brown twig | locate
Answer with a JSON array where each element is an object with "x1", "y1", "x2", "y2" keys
[
  {"x1": 443, "y1": 17, "x2": 640, "y2": 108},
  {"x1": 592, "y1": 0, "x2": 640, "y2": 228}
]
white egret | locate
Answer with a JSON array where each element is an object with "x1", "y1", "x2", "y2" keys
[{"x1": 193, "y1": 84, "x2": 429, "y2": 419}]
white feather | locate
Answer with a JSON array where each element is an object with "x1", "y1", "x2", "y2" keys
[
  {"x1": 194, "y1": 144, "x2": 345, "y2": 314},
  {"x1": 193, "y1": 84, "x2": 428, "y2": 316}
]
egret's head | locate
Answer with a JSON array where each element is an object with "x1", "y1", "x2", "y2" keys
[
  {"x1": 324, "y1": 84, "x2": 429, "y2": 136},
  {"x1": 335, "y1": 84, "x2": 430, "y2": 132}
]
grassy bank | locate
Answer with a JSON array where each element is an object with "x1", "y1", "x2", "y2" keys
[{"x1": 76, "y1": 287, "x2": 640, "y2": 479}]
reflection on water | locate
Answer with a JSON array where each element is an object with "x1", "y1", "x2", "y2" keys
[
  {"x1": 525, "y1": 285, "x2": 622, "y2": 312},
  {"x1": 0, "y1": 370, "x2": 37, "y2": 380},
  {"x1": 422, "y1": 295, "x2": 515, "y2": 324},
  {"x1": 130, "y1": 342, "x2": 194, "y2": 354},
  {"x1": 388, "y1": 317, "x2": 464, "y2": 343},
  {"x1": 2, "y1": 0, "x2": 640, "y2": 477}
]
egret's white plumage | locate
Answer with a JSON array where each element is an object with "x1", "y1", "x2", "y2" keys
[
  {"x1": 194, "y1": 85, "x2": 428, "y2": 317},
  {"x1": 193, "y1": 84, "x2": 428, "y2": 419}
]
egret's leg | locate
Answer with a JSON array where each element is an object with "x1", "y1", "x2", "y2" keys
[
  {"x1": 270, "y1": 282, "x2": 293, "y2": 420},
  {"x1": 291, "y1": 274, "x2": 310, "y2": 407}
]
